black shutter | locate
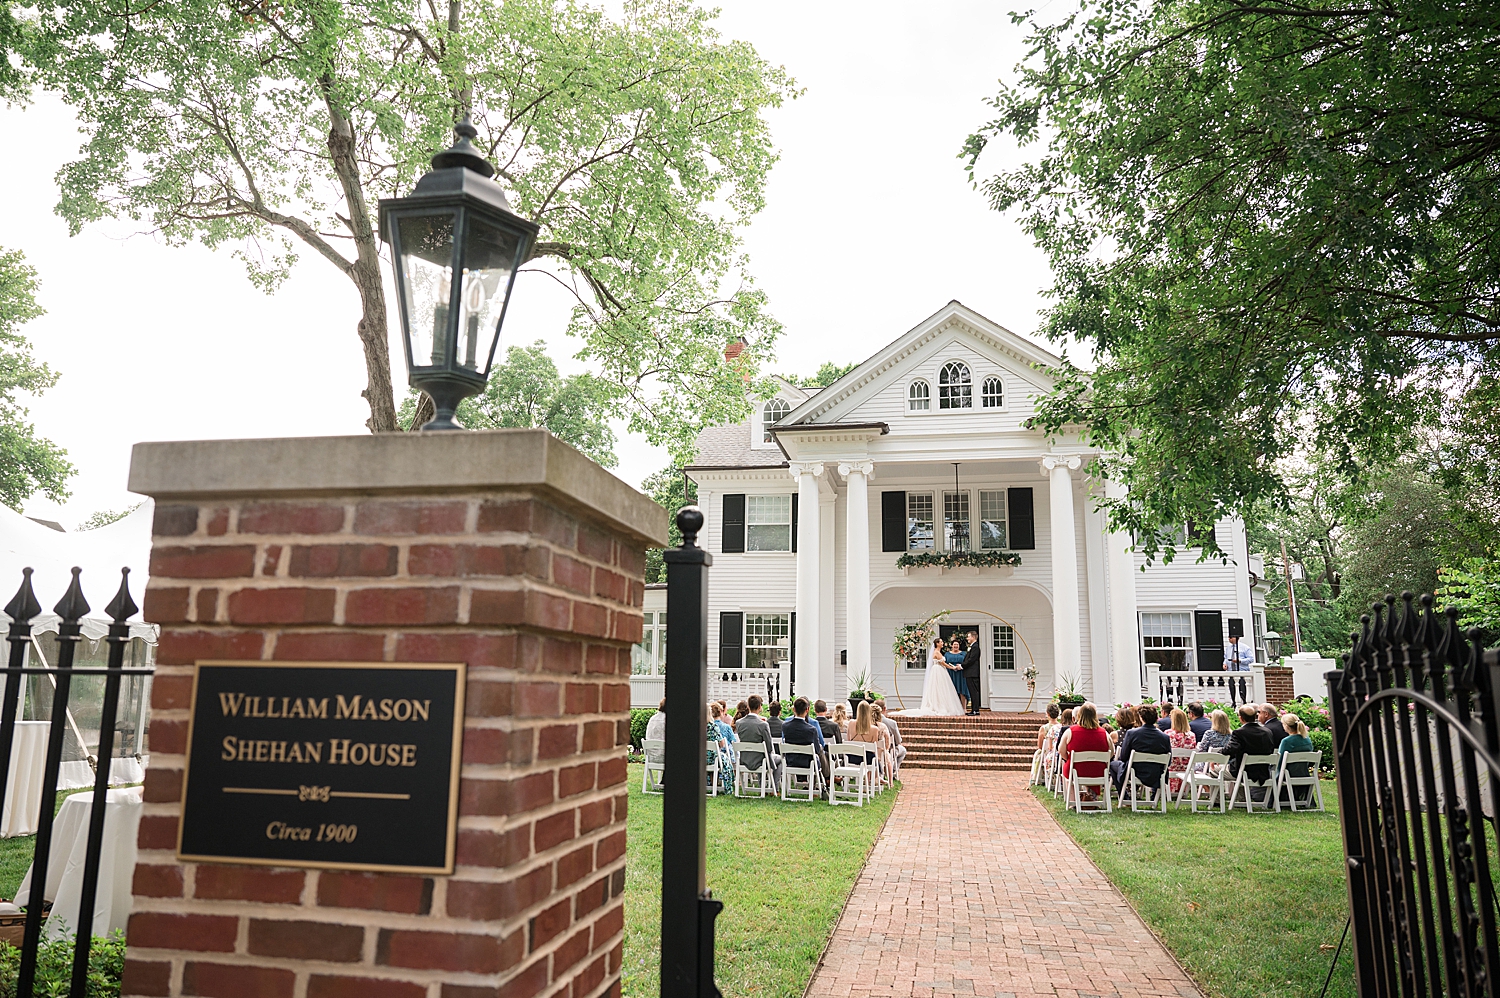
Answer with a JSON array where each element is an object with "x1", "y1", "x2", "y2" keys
[
  {"x1": 791, "y1": 492, "x2": 799, "y2": 553},
  {"x1": 788, "y1": 612, "x2": 797, "y2": 688},
  {"x1": 721, "y1": 494, "x2": 745, "y2": 553},
  {"x1": 719, "y1": 612, "x2": 743, "y2": 670},
  {"x1": 1008, "y1": 487, "x2": 1035, "y2": 549},
  {"x1": 1194, "y1": 610, "x2": 1224, "y2": 672},
  {"x1": 881, "y1": 491, "x2": 907, "y2": 552}
]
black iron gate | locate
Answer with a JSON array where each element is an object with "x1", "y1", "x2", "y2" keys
[
  {"x1": 1330, "y1": 592, "x2": 1500, "y2": 997},
  {"x1": 2, "y1": 566, "x2": 152, "y2": 997}
]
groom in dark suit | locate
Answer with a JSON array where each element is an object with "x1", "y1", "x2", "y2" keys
[{"x1": 961, "y1": 630, "x2": 982, "y2": 714}]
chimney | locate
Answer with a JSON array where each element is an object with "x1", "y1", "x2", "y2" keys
[{"x1": 724, "y1": 336, "x2": 747, "y2": 362}]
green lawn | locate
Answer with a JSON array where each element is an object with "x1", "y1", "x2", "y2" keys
[
  {"x1": 623, "y1": 764, "x2": 896, "y2": 998},
  {"x1": 1034, "y1": 784, "x2": 1353, "y2": 998},
  {"x1": 0, "y1": 787, "x2": 112, "y2": 901}
]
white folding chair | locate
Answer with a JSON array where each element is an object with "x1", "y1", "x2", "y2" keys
[
  {"x1": 1121, "y1": 752, "x2": 1170, "y2": 813},
  {"x1": 1029, "y1": 747, "x2": 1045, "y2": 785},
  {"x1": 1166, "y1": 747, "x2": 1196, "y2": 805},
  {"x1": 1066, "y1": 751, "x2": 1113, "y2": 813},
  {"x1": 1049, "y1": 744, "x2": 1069, "y2": 797},
  {"x1": 734, "y1": 744, "x2": 774, "y2": 798},
  {"x1": 641, "y1": 738, "x2": 665, "y2": 795},
  {"x1": 829, "y1": 744, "x2": 867, "y2": 806},
  {"x1": 1227, "y1": 753, "x2": 1281, "y2": 813},
  {"x1": 1180, "y1": 751, "x2": 1231, "y2": 812},
  {"x1": 780, "y1": 743, "x2": 823, "y2": 801},
  {"x1": 1273, "y1": 751, "x2": 1325, "y2": 811},
  {"x1": 706, "y1": 738, "x2": 723, "y2": 797}
]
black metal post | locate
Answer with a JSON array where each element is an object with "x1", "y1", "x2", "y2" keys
[
  {"x1": 69, "y1": 569, "x2": 137, "y2": 992},
  {"x1": 0, "y1": 571, "x2": 41, "y2": 827},
  {"x1": 660, "y1": 508, "x2": 722, "y2": 998},
  {"x1": 18, "y1": 568, "x2": 88, "y2": 998}
]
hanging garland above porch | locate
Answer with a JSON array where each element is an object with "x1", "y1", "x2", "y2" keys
[{"x1": 895, "y1": 550, "x2": 1023, "y2": 570}]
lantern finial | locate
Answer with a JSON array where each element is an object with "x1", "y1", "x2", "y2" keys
[{"x1": 430, "y1": 114, "x2": 495, "y2": 178}]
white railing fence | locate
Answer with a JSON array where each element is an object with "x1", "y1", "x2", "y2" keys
[{"x1": 1142, "y1": 665, "x2": 1266, "y2": 710}]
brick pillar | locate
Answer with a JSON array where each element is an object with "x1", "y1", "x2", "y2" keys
[
  {"x1": 1263, "y1": 665, "x2": 1295, "y2": 706},
  {"x1": 122, "y1": 430, "x2": 666, "y2": 998}
]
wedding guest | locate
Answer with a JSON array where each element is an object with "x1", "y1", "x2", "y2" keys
[
  {"x1": 1225, "y1": 704, "x2": 1277, "y2": 790},
  {"x1": 870, "y1": 703, "x2": 897, "y2": 781},
  {"x1": 1055, "y1": 708, "x2": 1074, "y2": 751},
  {"x1": 1037, "y1": 703, "x2": 1062, "y2": 752},
  {"x1": 781, "y1": 696, "x2": 829, "y2": 792},
  {"x1": 1111, "y1": 706, "x2": 1139, "y2": 752},
  {"x1": 766, "y1": 700, "x2": 784, "y2": 739},
  {"x1": 833, "y1": 702, "x2": 851, "y2": 734},
  {"x1": 1259, "y1": 703, "x2": 1287, "y2": 745},
  {"x1": 710, "y1": 702, "x2": 738, "y2": 761},
  {"x1": 1197, "y1": 710, "x2": 1232, "y2": 753},
  {"x1": 814, "y1": 700, "x2": 844, "y2": 744},
  {"x1": 644, "y1": 698, "x2": 666, "y2": 766},
  {"x1": 1111, "y1": 704, "x2": 1170, "y2": 794},
  {"x1": 1277, "y1": 713, "x2": 1315, "y2": 801},
  {"x1": 1187, "y1": 701, "x2": 1211, "y2": 741},
  {"x1": 1156, "y1": 703, "x2": 1176, "y2": 731},
  {"x1": 735, "y1": 695, "x2": 783, "y2": 787},
  {"x1": 1166, "y1": 708, "x2": 1196, "y2": 795},
  {"x1": 1060, "y1": 702, "x2": 1110, "y2": 800},
  {"x1": 734, "y1": 700, "x2": 749, "y2": 724},
  {"x1": 707, "y1": 705, "x2": 733, "y2": 791},
  {"x1": 874, "y1": 698, "x2": 906, "y2": 771},
  {"x1": 849, "y1": 701, "x2": 883, "y2": 766}
]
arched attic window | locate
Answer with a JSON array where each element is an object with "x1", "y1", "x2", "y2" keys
[
  {"x1": 981, "y1": 376, "x2": 1003, "y2": 407},
  {"x1": 938, "y1": 362, "x2": 972, "y2": 409},
  {"x1": 908, "y1": 380, "x2": 930, "y2": 412},
  {"x1": 762, "y1": 398, "x2": 790, "y2": 442}
]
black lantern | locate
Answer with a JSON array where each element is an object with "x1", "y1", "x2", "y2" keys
[
  {"x1": 380, "y1": 118, "x2": 539, "y2": 430},
  {"x1": 1265, "y1": 631, "x2": 1283, "y2": 661}
]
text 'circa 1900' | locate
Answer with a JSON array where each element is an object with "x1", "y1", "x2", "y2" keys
[{"x1": 180, "y1": 661, "x2": 466, "y2": 874}]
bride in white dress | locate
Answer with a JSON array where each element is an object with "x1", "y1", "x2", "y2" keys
[{"x1": 916, "y1": 635, "x2": 966, "y2": 716}]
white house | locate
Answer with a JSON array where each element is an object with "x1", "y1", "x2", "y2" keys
[{"x1": 631, "y1": 301, "x2": 1271, "y2": 712}]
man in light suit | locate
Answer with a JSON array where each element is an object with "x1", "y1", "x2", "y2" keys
[
  {"x1": 734, "y1": 694, "x2": 782, "y2": 788},
  {"x1": 961, "y1": 630, "x2": 983, "y2": 714}
]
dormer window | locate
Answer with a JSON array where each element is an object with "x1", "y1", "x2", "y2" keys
[
  {"x1": 938, "y1": 362, "x2": 972, "y2": 409},
  {"x1": 762, "y1": 398, "x2": 790, "y2": 442},
  {"x1": 981, "y1": 376, "x2": 1003, "y2": 408},
  {"x1": 908, "y1": 380, "x2": 930, "y2": 412}
]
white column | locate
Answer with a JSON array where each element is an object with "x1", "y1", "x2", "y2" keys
[
  {"x1": 838, "y1": 461, "x2": 874, "y2": 695},
  {"x1": 1104, "y1": 480, "x2": 1142, "y2": 701},
  {"x1": 1042, "y1": 455, "x2": 1083, "y2": 689},
  {"x1": 791, "y1": 462, "x2": 824, "y2": 702}
]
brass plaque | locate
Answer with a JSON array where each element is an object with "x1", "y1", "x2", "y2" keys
[{"x1": 178, "y1": 660, "x2": 466, "y2": 874}]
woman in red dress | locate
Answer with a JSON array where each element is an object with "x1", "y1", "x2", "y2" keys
[{"x1": 1060, "y1": 702, "x2": 1110, "y2": 798}]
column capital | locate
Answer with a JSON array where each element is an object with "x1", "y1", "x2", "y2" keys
[
  {"x1": 788, "y1": 461, "x2": 825, "y2": 479},
  {"x1": 1039, "y1": 454, "x2": 1082, "y2": 476},
  {"x1": 837, "y1": 460, "x2": 875, "y2": 478}
]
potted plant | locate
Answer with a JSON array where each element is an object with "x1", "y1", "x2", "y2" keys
[
  {"x1": 1052, "y1": 672, "x2": 1086, "y2": 708},
  {"x1": 847, "y1": 667, "x2": 881, "y2": 714}
]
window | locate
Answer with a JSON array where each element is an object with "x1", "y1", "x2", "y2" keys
[
  {"x1": 761, "y1": 398, "x2": 790, "y2": 442},
  {"x1": 908, "y1": 380, "x2": 930, "y2": 411},
  {"x1": 981, "y1": 376, "x2": 1003, "y2": 407},
  {"x1": 991, "y1": 625, "x2": 1015, "y2": 670},
  {"x1": 943, "y1": 491, "x2": 971, "y2": 551},
  {"x1": 632, "y1": 611, "x2": 667, "y2": 675},
  {"x1": 1141, "y1": 612, "x2": 1194, "y2": 671},
  {"x1": 907, "y1": 492, "x2": 934, "y2": 551},
  {"x1": 746, "y1": 495, "x2": 792, "y2": 551},
  {"x1": 978, "y1": 491, "x2": 1007, "y2": 549},
  {"x1": 1253, "y1": 611, "x2": 1267, "y2": 664},
  {"x1": 744, "y1": 613, "x2": 791, "y2": 669},
  {"x1": 938, "y1": 362, "x2": 972, "y2": 409}
]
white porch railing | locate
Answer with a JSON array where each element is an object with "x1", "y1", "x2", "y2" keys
[
  {"x1": 631, "y1": 667, "x2": 790, "y2": 709},
  {"x1": 1142, "y1": 665, "x2": 1265, "y2": 710},
  {"x1": 630, "y1": 675, "x2": 665, "y2": 709}
]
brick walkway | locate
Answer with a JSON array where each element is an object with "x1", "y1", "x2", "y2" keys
[{"x1": 806, "y1": 770, "x2": 1203, "y2": 998}]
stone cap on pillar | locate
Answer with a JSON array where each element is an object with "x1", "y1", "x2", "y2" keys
[{"x1": 128, "y1": 428, "x2": 669, "y2": 547}]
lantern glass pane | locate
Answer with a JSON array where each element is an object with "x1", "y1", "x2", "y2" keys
[
  {"x1": 457, "y1": 215, "x2": 523, "y2": 374},
  {"x1": 397, "y1": 213, "x2": 456, "y2": 367}
]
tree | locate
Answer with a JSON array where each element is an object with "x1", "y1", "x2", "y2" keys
[
  {"x1": 398, "y1": 339, "x2": 616, "y2": 466},
  {"x1": 803, "y1": 361, "x2": 856, "y2": 388},
  {"x1": 641, "y1": 463, "x2": 696, "y2": 584},
  {"x1": 17, "y1": 0, "x2": 794, "y2": 450},
  {"x1": 964, "y1": 0, "x2": 1500, "y2": 560},
  {"x1": 0, "y1": 248, "x2": 73, "y2": 511},
  {"x1": 77, "y1": 502, "x2": 144, "y2": 531}
]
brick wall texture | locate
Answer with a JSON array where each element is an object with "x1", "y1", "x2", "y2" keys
[
  {"x1": 125, "y1": 493, "x2": 643, "y2": 998},
  {"x1": 1263, "y1": 665, "x2": 1295, "y2": 707}
]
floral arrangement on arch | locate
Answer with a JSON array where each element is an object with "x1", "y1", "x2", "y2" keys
[
  {"x1": 895, "y1": 550, "x2": 1022, "y2": 570},
  {"x1": 891, "y1": 610, "x2": 952, "y2": 662}
]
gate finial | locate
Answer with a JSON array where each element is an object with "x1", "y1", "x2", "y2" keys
[
  {"x1": 53, "y1": 567, "x2": 90, "y2": 622},
  {"x1": 3, "y1": 569, "x2": 41, "y2": 624},
  {"x1": 105, "y1": 568, "x2": 138, "y2": 623}
]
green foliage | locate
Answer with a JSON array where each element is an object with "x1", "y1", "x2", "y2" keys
[
  {"x1": 0, "y1": 931, "x2": 126, "y2": 997},
  {"x1": 641, "y1": 464, "x2": 697, "y2": 584},
  {"x1": 1438, "y1": 558, "x2": 1500, "y2": 639},
  {"x1": 1277, "y1": 696, "x2": 1332, "y2": 732},
  {"x1": 629, "y1": 707, "x2": 655, "y2": 749},
  {"x1": 398, "y1": 341, "x2": 616, "y2": 467},
  {"x1": 76, "y1": 502, "x2": 143, "y2": 531},
  {"x1": 17, "y1": 0, "x2": 796, "y2": 444},
  {"x1": 967, "y1": 0, "x2": 1500, "y2": 561},
  {"x1": 802, "y1": 361, "x2": 856, "y2": 388},
  {"x1": 1308, "y1": 729, "x2": 1335, "y2": 772},
  {"x1": 894, "y1": 550, "x2": 1022, "y2": 570},
  {"x1": 0, "y1": 248, "x2": 73, "y2": 512}
]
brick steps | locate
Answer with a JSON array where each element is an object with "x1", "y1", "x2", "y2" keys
[{"x1": 893, "y1": 711, "x2": 1047, "y2": 772}]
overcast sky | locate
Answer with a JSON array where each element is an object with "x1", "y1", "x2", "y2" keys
[{"x1": 3, "y1": 1, "x2": 1055, "y2": 528}]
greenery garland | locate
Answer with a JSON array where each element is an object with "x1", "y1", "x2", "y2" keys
[{"x1": 895, "y1": 550, "x2": 1023, "y2": 570}]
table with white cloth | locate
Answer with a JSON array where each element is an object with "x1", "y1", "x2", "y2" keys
[
  {"x1": 1, "y1": 722, "x2": 51, "y2": 838},
  {"x1": 15, "y1": 786, "x2": 142, "y2": 940}
]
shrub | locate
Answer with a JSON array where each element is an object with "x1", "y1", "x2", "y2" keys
[
  {"x1": 1277, "y1": 695, "x2": 1333, "y2": 730},
  {"x1": 0, "y1": 931, "x2": 126, "y2": 997},
  {"x1": 1308, "y1": 729, "x2": 1335, "y2": 771},
  {"x1": 630, "y1": 708, "x2": 656, "y2": 748}
]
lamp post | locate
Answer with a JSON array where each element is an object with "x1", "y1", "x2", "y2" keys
[
  {"x1": 1265, "y1": 631, "x2": 1283, "y2": 663},
  {"x1": 379, "y1": 117, "x2": 539, "y2": 430}
]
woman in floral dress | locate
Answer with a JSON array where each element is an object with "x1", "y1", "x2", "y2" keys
[{"x1": 1166, "y1": 708, "x2": 1197, "y2": 795}]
